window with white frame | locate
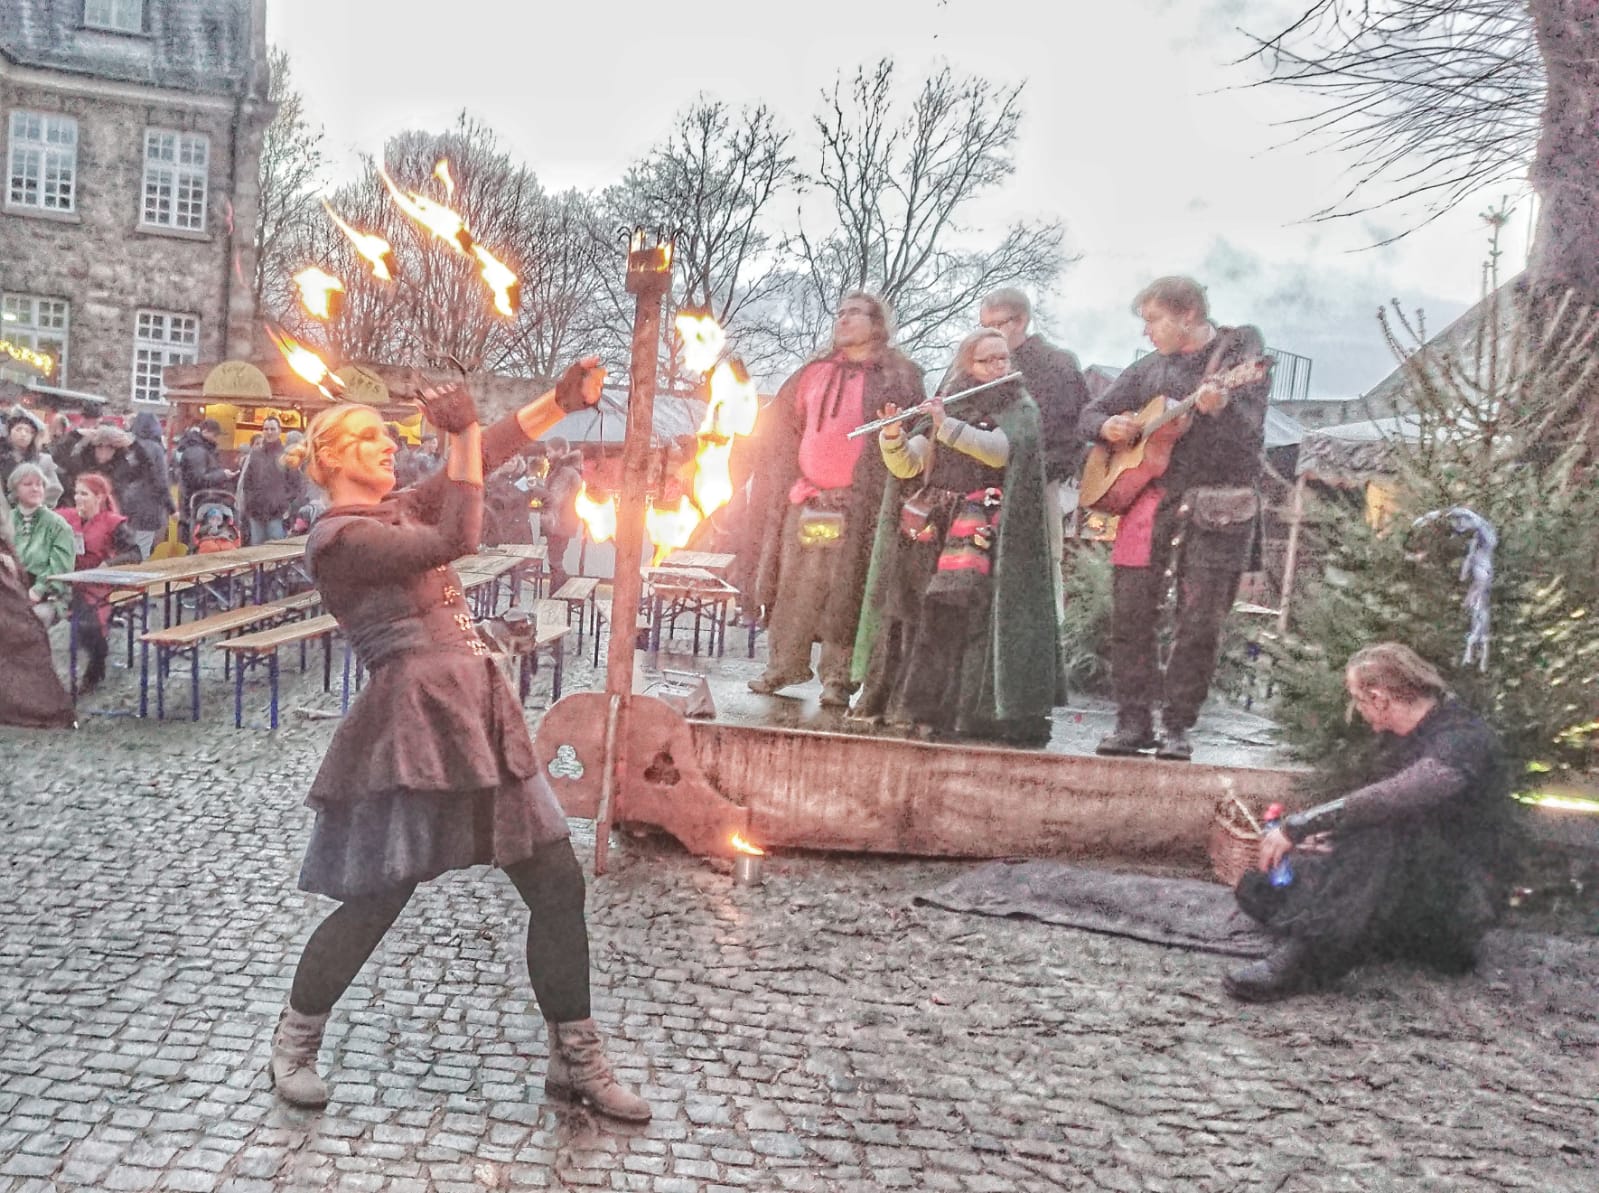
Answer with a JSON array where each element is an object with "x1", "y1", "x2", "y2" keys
[
  {"x1": 7, "y1": 112, "x2": 78, "y2": 213},
  {"x1": 131, "y1": 310, "x2": 199, "y2": 404},
  {"x1": 142, "y1": 130, "x2": 209, "y2": 232},
  {"x1": 84, "y1": 0, "x2": 144, "y2": 32},
  {"x1": 0, "y1": 294, "x2": 70, "y2": 384}
]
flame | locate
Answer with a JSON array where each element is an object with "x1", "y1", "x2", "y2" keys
[
  {"x1": 675, "y1": 311, "x2": 726, "y2": 375},
  {"x1": 574, "y1": 484, "x2": 617, "y2": 544},
  {"x1": 729, "y1": 832, "x2": 765, "y2": 857},
  {"x1": 320, "y1": 198, "x2": 395, "y2": 282},
  {"x1": 433, "y1": 157, "x2": 456, "y2": 198},
  {"x1": 379, "y1": 164, "x2": 474, "y2": 255},
  {"x1": 292, "y1": 266, "x2": 346, "y2": 321},
  {"x1": 266, "y1": 325, "x2": 345, "y2": 401},
  {"x1": 692, "y1": 436, "x2": 734, "y2": 520},
  {"x1": 473, "y1": 245, "x2": 521, "y2": 317},
  {"x1": 644, "y1": 497, "x2": 700, "y2": 565},
  {"x1": 705, "y1": 358, "x2": 758, "y2": 438}
]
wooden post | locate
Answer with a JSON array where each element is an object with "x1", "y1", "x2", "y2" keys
[
  {"x1": 1277, "y1": 473, "x2": 1307, "y2": 634},
  {"x1": 594, "y1": 229, "x2": 673, "y2": 874}
]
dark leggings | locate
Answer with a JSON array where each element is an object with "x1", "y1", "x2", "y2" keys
[{"x1": 288, "y1": 838, "x2": 591, "y2": 1022}]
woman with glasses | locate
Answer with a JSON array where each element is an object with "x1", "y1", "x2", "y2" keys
[{"x1": 850, "y1": 327, "x2": 1058, "y2": 745}]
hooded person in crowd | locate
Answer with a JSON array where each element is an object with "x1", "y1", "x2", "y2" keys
[{"x1": 119, "y1": 412, "x2": 176, "y2": 557}]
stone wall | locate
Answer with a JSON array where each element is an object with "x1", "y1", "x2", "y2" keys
[{"x1": 0, "y1": 8, "x2": 269, "y2": 410}]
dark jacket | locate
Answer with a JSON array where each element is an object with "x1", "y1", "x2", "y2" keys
[
  {"x1": 1011, "y1": 334, "x2": 1091, "y2": 484},
  {"x1": 750, "y1": 347, "x2": 924, "y2": 644},
  {"x1": 240, "y1": 440, "x2": 295, "y2": 522},
  {"x1": 176, "y1": 427, "x2": 230, "y2": 508},
  {"x1": 529, "y1": 461, "x2": 582, "y2": 541},
  {"x1": 1077, "y1": 325, "x2": 1269, "y2": 497},
  {"x1": 118, "y1": 412, "x2": 174, "y2": 533}
]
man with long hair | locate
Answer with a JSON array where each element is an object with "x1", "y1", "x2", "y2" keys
[
  {"x1": 1226, "y1": 643, "x2": 1510, "y2": 1001},
  {"x1": 747, "y1": 294, "x2": 923, "y2": 707}
]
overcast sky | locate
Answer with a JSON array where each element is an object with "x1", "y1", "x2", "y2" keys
[{"x1": 265, "y1": 0, "x2": 1536, "y2": 400}]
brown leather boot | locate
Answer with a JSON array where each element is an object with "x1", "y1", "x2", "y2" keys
[
  {"x1": 545, "y1": 1018, "x2": 651, "y2": 1122},
  {"x1": 269, "y1": 1007, "x2": 330, "y2": 1108}
]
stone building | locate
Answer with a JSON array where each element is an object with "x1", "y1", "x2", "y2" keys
[{"x1": 0, "y1": 0, "x2": 270, "y2": 410}]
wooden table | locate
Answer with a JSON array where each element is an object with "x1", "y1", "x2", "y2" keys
[
  {"x1": 473, "y1": 542, "x2": 548, "y2": 604},
  {"x1": 51, "y1": 538, "x2": 312, "y2": 713},
  {"x1": 661, "y1": 550, "x2": 736, "y2": 576},
  {"x1": 643, "y1": 566, "x2": 740, "y2": 657}
]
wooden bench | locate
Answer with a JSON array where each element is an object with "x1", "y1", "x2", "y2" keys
[
  {"x1": 140, "y1": 591, "x2": 323, "y2": 721},
  {"x1": 551, "y1": 577, "x2": 600, "y2": 653},
  {"x1": 216, "y1": 613, "x2": 340, "y2": 729},
  {"x1": 502, "y1": 601, "x2": 573, "y2": 703}
]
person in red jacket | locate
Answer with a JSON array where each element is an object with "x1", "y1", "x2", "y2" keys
[{"x1": 57, "y1": 472, "x2": 139, "y2": 692}]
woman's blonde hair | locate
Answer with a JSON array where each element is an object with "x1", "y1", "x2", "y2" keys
[
  {"x1": 950, "y1": 327, "x2": 1009, "y2": 383},
  {"x1": 1346, "y1": 642, "x2": 1449, "y2": 703},
  {"x1": 281, "y1": 403, "x2": 377, "y2": 488}
]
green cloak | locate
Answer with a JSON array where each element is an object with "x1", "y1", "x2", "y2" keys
[{"x1": 851, "y1": 382, "x2": 1057, "y2": 730}]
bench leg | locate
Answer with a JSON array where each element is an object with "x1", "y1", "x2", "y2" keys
[
  {"x1": 322, "y1": 634, "x2": 333, "y2": 693},
  {"x1": 155, "y1": 645, "x2": 167, "y2": 721},
  {"x1": 234, "y1": 655, "x2": 245, "y2": 729},
  {"x1": 553, "y1": 643, "x2": 564, "y2": 701},
  {"x1": 139, "y1": 637, "x2": 150, "y2": 718},
  {"x1": 341, "y1": 642, "x2": 352, "y2": 714},
  {"x1": 190, "y1": 646, "x2": 201, "y2": 723},
  {"x1": 269, "y1": 652, "x2": 280, "y2": 731}
]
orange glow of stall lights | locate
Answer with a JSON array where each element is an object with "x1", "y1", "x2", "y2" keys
[
  {"x1": 644, "y1": 497, "x2": 700, "y2": 564},
  {"x1": 320, "y1": 198, "x2": 395, "y2": 282},
  {"x1": 472, "y1": 245, "x2": 522, "y2": 317},
  {"x1": 266, "y1": 325, "x2": 345, "y2": 401},
  {"x1": 574, "y1": 484, "x2": 618, "y2": 545},
  {"x1": 292, "y1": 266, "x2": 347, "y2": 321},
  {"x1": 675, "y1": 311, "x2": 726, "y2": 375},
  {"x1": 729, "y1": 833, "x2": 765, "y2": 857},
  {"x1": 433, "y1": 158, "x2": 456, "y2": 198},
  {"x1": 378, "y1": 164, "x2": 475, "y2": 255}
]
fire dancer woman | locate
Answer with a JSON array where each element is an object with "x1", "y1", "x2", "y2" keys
[
  {"x1": 269, "y1": 359, "x2": 651, "y2": 1123},
  {"x1": 850, "y1": 327, "x2": 1057, "y2": 744}
]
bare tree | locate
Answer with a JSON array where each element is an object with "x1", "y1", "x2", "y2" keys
[
  {"x1": 598, "y1": 99, "x2": 799, "y2": 389},
  {"x1": 278, "y1": 115, "x2": 611, "y2": 380},
  {"x1": 1241, "y1": 1, "x2": 1599, "y2": 440},
  {"x1": 785, "y1": 59, "x2": 1068, "y2": 362},
  {"x1": 253, "y1": 47, "x2": 327, "y2": 323},
  {"x1": 1239, "y1": 2, "x2": 1539, "y2": 239}
]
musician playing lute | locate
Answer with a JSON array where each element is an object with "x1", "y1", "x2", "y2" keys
[{"x1": 1077, "y1": 276, "x2": 1270, "y2": 761}]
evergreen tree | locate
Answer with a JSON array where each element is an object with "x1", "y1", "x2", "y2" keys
[{"x1": 1268, "y1": 224, "x2": 1599, "y2": 797}]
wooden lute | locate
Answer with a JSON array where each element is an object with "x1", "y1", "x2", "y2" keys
[{"x1": 1078, "y1": 358, "x2": 1269, "y2": 515}]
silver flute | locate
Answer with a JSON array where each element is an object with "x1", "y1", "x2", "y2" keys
[{"x1": 846, "y1": 371, "x2": 1024, "y2": 439}]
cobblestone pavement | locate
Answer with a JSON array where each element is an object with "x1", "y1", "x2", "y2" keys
[{"x1": 3, "y1": 656, "x2": 1599, "y2": 1192}]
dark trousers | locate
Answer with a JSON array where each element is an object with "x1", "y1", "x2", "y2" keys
[
  {"x1": 288, "y1": 838, "x2": 591, "y2": 1022},
  {"x1": 1236, "y1": 828, "x2": 1494, "y2": 974},
  {"x1": 1109, "y1": 560, "x2": 1241, "y2": 732},
  {"x1": 546, "y1": 534, "x2": 571, "y2": 595}
]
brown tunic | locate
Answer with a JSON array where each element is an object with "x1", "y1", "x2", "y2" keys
[{"x1": 296, "y1": 417, "x2": 569, "y2": 900}]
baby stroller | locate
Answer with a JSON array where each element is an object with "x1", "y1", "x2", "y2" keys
[{"x1": 190, "y1": 491, "x2": 243, "y2": 554}]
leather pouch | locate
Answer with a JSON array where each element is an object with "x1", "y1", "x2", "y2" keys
[
  {"x1": 1185, "y1": 486, "x2": 1259, "y2": 530},
  {"x1": 796, "y1": 503, "x2": 846, "y2": 548}
]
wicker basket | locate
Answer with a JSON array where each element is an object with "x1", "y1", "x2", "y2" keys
[{"x1": 1208, "y1": 795, "x2": 1264, "y2": 887}]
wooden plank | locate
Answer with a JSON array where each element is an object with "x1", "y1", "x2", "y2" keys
[
  {"x1": 217, "y1": 614, "x2": 338, "y2": 654},
  {"x1": 684, "y1": 721, "x2": 1300, "y2": 864},
  {"x1": 141, "y1": 592, "x2": 321, "y2": 646}
]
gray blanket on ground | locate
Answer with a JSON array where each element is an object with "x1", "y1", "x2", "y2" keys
[{"x1": 914, "y1": 859, "x2": 1273, "y2": 958}]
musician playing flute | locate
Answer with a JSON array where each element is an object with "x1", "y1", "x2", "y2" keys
[
  {"x1": 851, "y1": 328, "x2": 1057, "y2": 744},
  {"x1": 1079, "y1": 276, "x2": 1270, "y2": 761},
  {"x1": 268, "y1": 363, "x2": 650, "y2": 1123}
]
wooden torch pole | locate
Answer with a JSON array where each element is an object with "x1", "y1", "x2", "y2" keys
[{"x1": 593, "y1": 228, "x2": 672, "y2": 874}]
